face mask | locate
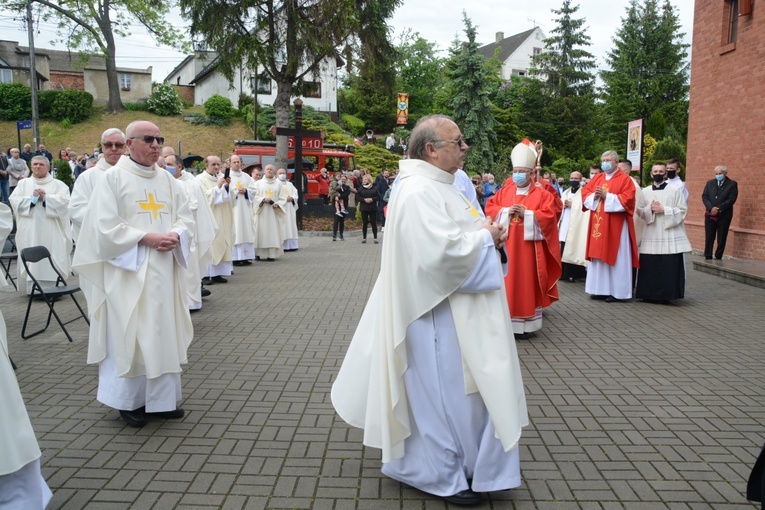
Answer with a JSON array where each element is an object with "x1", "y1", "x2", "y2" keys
[
  {"x1": 601, "y1": 162, "x2": 613, "y2": 172},
  {"x1": 652, "y1": 173, "x2": 664, "y2": 183},
  {"x1": 278, "y1": 174, "x2": 286, "y2": 181},
  {"x1": 716, "y1": 174, "x2": 724, "y2": 182},
  {"x1": 667, "y1": 170, "x2": 677, "y2": 179},
  {"x1": 165, "y1": 165, "x2": 176, "y2": 174},
  {"x1": 569, "y1": 180, "x2": 580, "y2": 188},
  {"x1": 93, "y1": 151, "x2": 99, "y2": 157},
  {"x1": 489, "y1": 179, "x2": 494, "y2": 185},
  {"x1": 512, "y1": 173, "x2": 528, "y2": 186}
]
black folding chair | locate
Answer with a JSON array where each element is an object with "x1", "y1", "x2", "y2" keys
[
  {"x1": 20, "y1": 246, "x2": 89, "y2": 343},
  {"x1": 0, "y1": 232, "x2": 17, "y2": 290}
]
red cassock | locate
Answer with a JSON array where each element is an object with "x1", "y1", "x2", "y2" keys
[
  {"x1": 486, "y1": 183, "x2": 562, "y2": 319},
  {"x1": 580, "y1": 171, "x2": 639, "y2": 267},
  {"x1": 502, "y1": 177, "x2": 562, "y2": 220}
]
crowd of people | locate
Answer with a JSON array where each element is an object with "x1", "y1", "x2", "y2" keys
[{"x1": 1, "y1": 114, "x2": 739, "y2": 508}]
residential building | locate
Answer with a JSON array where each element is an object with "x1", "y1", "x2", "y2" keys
[{"x1": 478, "y1": 27, "x2": 547, "y2": 80}]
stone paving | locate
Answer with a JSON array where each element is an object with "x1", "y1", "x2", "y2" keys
[{"x1": 4, "y1": 234, "x2": 765, "y2": 509}]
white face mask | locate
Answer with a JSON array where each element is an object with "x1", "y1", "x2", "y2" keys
[{"x1": 278, "y1": 174, "x2": 286, "y2": 181}]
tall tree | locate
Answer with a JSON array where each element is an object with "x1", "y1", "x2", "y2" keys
[
  {"x1": 182, "y1": 0, "x2": 399, "y2": 167},
  {"x1": 8, "y1": 0, "x2": 186, "y2": 112},
  {"x1": 528, "y1": 0, "x2": 599, "y2": 159},
  {"x1": 531, "y1": 0, "x2": 596, "y2": 98},
  {"x1": 394, "y1": 30, "x2": 444, "y2": 126},
  {"x1": 601, "y1": 0, "x2": 690, "y2": 141},
  {"x1": 448, "y1": 13, "x2": 496, "y2": 174}
]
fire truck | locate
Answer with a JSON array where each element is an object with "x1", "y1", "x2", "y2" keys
[{"x1": 233, "y1": 138, "x2": 356, "y2": 199}]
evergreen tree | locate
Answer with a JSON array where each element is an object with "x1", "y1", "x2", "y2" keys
[
  {"x1": 601, "y1": 0, "x2": 690, "y2": 142},
  {"x1": 531, "y1": 0, "x2": 596, "y2": 98},
  {"x1": 448, "y1": 13, "x2": 496, "y2": 174}
]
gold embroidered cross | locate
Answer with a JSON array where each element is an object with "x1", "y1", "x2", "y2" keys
[{"x1": 138, "y1": 193, "x2": 166, "y2": 221}]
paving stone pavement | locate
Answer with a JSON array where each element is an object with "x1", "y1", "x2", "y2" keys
[{"x1": 4, "y1": 234, "x2": 765, "y2": 509}]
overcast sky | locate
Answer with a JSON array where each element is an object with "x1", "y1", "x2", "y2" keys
[{"x1": 0, "y1": 0, "x2": 694, "y2": 83}]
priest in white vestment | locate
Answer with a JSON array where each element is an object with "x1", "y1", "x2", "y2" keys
[
  {"x1": 72, "y1": 121, "x2": 194, "y2": 428},
  {"x1": 70, "y1": 128, "x2": 127, "y2": 244},
  {"x1": 167, "y1": 155, "x2": 218, "y2": 311},
  {"x1": 558, "y1": 171, "x2": 588, "y2": 282},
  {"x1": 332, "y1": 115, "x2": 528, "y2": 506},
  {"x1": 252, "y1": 164, "x2": 286, "y2": 261},
  {"x1": 70, "y1": 128, "x2": 127, "y2": 315},
  {"x1": 277, "y1": 168, "x2": 299, "y2": 251},
  {"x1": 0, "y1": 204, "x2": 51, "y2": 508},
  {"x1": 10, "y1": 156, "x2": 72, "y2": 294},
  {"x1": 197, "y1": 155, "x2": 234, "y2": 284},
  {"x1": 229, "y1": 155, "x2": 257, "y2": 264},
  {"x1": 635, "y1": 163, "x2": 692, "y2": 302}
]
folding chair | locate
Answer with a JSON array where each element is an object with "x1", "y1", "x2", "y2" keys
[
  {"x1": 0, "y1": 232, "x2": 17, "y2": 290},
  {"x1": 20, "y1": 246, "x2": 89, "y2": 343}
]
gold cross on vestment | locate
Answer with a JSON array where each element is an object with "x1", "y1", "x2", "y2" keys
[
  {"x1": 266, "y1": 189, "x2": 275, "y2": 197},
  {"x1": 138, "y1": 192, "x2": 166, "y2": 221}
]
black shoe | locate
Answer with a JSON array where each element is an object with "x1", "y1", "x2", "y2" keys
[
  {"x1": 201, "y1": 287, "x2": 211, "y2": 297},
  {"x1": 119, "y1": 408, "x2": 147, "y2": 428},
  {"x1": 201, "y1": 277, "x2": 214, "y2": 285},
  {"x1": 704, "y1": 257, "x2": 712, "y2": 260},
  {"x1": 255, "y1": 256, "x2": 262, "y2": 261},
  {"x1": 212, "y1": 276, "x2": 228, "y2": 284},
  {"x1": 590, "y1": 294, "x2": 608, "y2": 300},
  {"x1": 515, "y1": 332, "x2": 531, "y2": 340},
  {"x1": 443, "y1": 489, "x2": 481, "y2": 506},
  {"x1": 146, "y1": 407, "x2": 185, "y2": 419},
  {"x1": 233, "y1": 261, "x2": 242, "y2": 266},
  {"x1": 605, "y1": 296, "x2": 627, "y2": 303},
  {"x1": 266, "y1": 257, "x2": 275, "y2": 261},
  {"x1": 242, "y1": 260, "x2": 252, "y2": 265}
]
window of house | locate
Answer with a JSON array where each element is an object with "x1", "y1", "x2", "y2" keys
[
  {"x1": 533, "y1": 47, "x2": 542, "y2": 57},
  {"x1": 253, "y1": 73, "x2": 272, "y2": 94},
  {"x1": 511, "y1": 69, "x2": 526, "y2": 77},
  {"x1": 302, "y1": 81, "x2": 321, "y2": 98},
  {"x1": 119, "y1": 73, "x2": 132, "y2": 90},
  {"x1": 728, "y1": 0, "x2": 739, "y2": 44},
  {"x1": 0, "y1": 69, "x2": 12, "y2": 83}
]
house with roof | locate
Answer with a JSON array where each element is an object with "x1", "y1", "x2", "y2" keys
[
  {"x1": 0, "y1": 40, "x2": 152, "y2": 104},
  {"x1": 165, "y1": 51, "x2": 341, "y2": 118},
  {"x1": 478, "y1": 27, "x2": 547, "y2": 80}
]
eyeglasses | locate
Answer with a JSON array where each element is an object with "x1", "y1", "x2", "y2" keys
[
  {"x1": 129, "y1": 135, "x2": 164, "y2": 145},
  {"x1": 433, "y1": 137, "x2": 466, "y2": 147},
  {"x1": 102, "y1": 142, "x2": 125, "y2": 149}
]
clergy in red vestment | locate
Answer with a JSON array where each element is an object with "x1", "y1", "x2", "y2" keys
[
  {"x1": 486, "y1": 142, "x2": 561, "y2": 339},
  {"x1": 580, "y1": 150, "x2": 639, "y2": 302}
]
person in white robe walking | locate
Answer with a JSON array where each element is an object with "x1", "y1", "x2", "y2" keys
[
  {"x1": 72, "y1": 121, "x2": 194, "y2": 428},
  {"x1": 252, "y1": 164, "x2": 286, "y2": 261},
  {"x1": 332, "y1": 115, "x2": 528, "y2": 506}
]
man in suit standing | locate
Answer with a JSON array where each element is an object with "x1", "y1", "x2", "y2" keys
[{"x1": 701, "y1": 165, "x2": 738, "y2": 260}]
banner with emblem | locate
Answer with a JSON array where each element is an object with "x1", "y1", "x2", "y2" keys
[
  {"x1": 396, "y1": 93, "x2": 409, "y2": 125},
  {"x1": 626, "y1": 118, "x2": 644, "y2": 174}
]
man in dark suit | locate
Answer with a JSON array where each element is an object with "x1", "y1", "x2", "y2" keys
[{"x1": 701, "y1": 165, "x2": 738, "y2": 260}]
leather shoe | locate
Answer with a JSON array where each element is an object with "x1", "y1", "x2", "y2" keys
[
  {"x1": 443, "y1": 489, "x2": 481, "y2": 506},
  {"x1": 212, "y1": 276, "x2": 228, "y2": 283},
  {"x1": 201, "y1": 287, "x2": 211, "y2": 297},
  {"x1": 146, "y1": 407, "x2": 185, "y2": 419},
  {"x1": 119, "y1": 408, "x2": 147, "y2": 428},
  {"x1": 605, "y1": 296, "x2": 626, "y2": 303},
  {"x1": 201, "y1": 277, "x2": 215, "y2": 285}
]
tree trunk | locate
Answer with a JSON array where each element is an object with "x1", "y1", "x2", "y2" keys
[
  {"x1": 274, "y1": 80, "x2": 292, "y2": 170},
  {"x1": 101, "y1": 20, "x2": 124, "y2": 113}
]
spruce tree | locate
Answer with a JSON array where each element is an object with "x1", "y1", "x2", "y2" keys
[
  {"x1": 448, "y1": 13, "x2": 497, "y2": 174},
  {"x1": 601, "y1": 0, "x2": 689, "y2": 141}
]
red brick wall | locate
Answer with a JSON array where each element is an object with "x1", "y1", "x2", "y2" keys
[
  {"x1": 686, "y1": 1, "x2": 765, "y2": 260},
  {"x1": 49, "y1": 71, "x2": 85, "y2": 91},
  {"x1": 174, "y1": 85, "x2": 194, "y2": 104}
]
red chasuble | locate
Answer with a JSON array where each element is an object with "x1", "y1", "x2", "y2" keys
[
  {"x1": 538, "y1": 179, "x2": 562, "y2": 220},
  {"x1": 580, "y1": 171, "x2": 639, "y2": 267},
  {"x1": 486, "y1": 183, "x2": 562, "y2": 319}
]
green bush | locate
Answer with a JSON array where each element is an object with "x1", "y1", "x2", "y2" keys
[
  {"x1": 124, "y1": 101, "x2": 150, "y2": 112},
  {"x1": 50, "y1": 89, "x2": 93, "y2": 123},
  {"x1": 146, "y1": 82, "x2": 182, "y2": 116},
  {"x1": 341, "y1": 113, "x2": 365, "y2": 137},
  {"x1": 0, "y1": 82, "x2": 32, "y2": 120},
  {"x1": 204, "y1": 94, "x2": 236, "y2": 120},
  {"x1": 54, "y1": 159, "x2": 73, "y2": 188},
  {"x1": 38, "y1": 90, "x2": 59, "y2": 118},
  {"x1": 354, "y1": 144, "x2": 401, "y2": 175},
  {"x1": 238, "y1": 92, "x2": 253, "y2": 111}
]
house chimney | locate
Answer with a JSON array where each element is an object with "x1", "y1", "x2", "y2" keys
[{"x1": 496, "y1": 32, "x2": 504, "y2": 43}]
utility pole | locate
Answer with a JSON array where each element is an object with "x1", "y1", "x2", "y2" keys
[{"x1": 26, "y1": 1, "x2": 40, "y2": 148}]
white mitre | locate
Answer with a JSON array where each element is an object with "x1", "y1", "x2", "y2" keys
[{"x1": 511, "y1": 140, "x2": 538, "y2": 170}]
